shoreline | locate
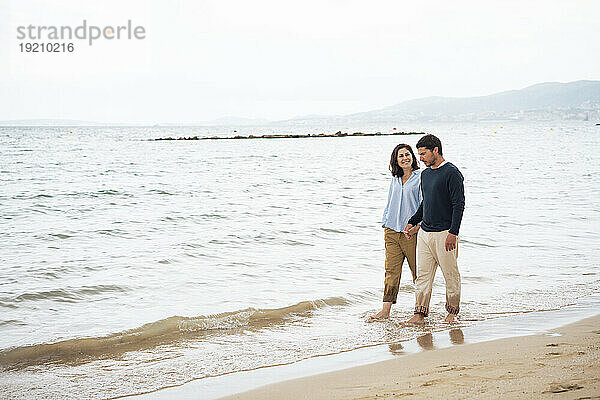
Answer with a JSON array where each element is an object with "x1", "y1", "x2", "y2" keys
[
  {"x1": 133, "y1": 296, "x2": 600, "y2": 400},
  {"x1": 218, "y1": 314, "x2": 600, "y2": 400}
]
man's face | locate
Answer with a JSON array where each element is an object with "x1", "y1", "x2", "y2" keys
[{"x1": 417, "y1": 147, "x2": 437, "y2": 167}]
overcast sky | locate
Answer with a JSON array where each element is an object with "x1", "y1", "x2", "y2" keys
[{"x1": 1, "y1": 0, "x2": 599, "y2": 123}]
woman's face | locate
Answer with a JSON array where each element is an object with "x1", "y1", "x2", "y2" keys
[{"x1": 396, "y1": 148, "x2": 413, "y2": 169}]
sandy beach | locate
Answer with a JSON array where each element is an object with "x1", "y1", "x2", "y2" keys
[{"x1": 220, "y1": 315, "x2": 600, "y2": 400}]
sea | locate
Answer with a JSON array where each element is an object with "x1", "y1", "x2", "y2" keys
[{"x1": 1, "y1": 121, "x2": 599, "y2": 399}]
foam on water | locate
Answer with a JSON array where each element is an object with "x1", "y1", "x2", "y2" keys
[{"x1": 0, "y1": 297, "x2": 348, "y2": 369}]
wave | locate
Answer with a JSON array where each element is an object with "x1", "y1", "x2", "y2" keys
[
  {"x1": 94, "y1": 229, "x2": 128, "y2": 237},
  {"x1": 49, "y1": 233, "x2": 74, "y2": 239},
  {"x1": 2, "y1": 285, "x2": 129, "y2": 304},
  {"x1": 0, "y1": 320, "x2": 25, "y2": 327},
  {"x1": 0, "y1": 301, "x2": 18, "y2": 309},
  {"x1": 95, "y1": 189, "x2": 127, "y2": 196},
  {"x1": 319, "y1": 228, "x2": 348, "y2": 234},
  {"x1": 148, "y1": 189, "x2": 174, "y2": 195},
  {"x1": 0, "y1": 296, "x2": 348, "y2": 369},
  {"x1": 459, "y1": 239, "x2": 499, "y2": 248},
  {"x1": 60, "y1": 189, "x2": 133, "y2": 198}
]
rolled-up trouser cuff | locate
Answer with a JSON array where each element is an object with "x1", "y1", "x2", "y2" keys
[
  {"x1": 383, "y1": 294, "x2": 398, "y2": 304},
  {"x1": 383, "y1": 285, "x2": 399, "y2": 304},
  {"x1": 446, "y1": 304, "x2": 460, "y2": 315},
  {"x1": 414, "y1": 305, "x2": 429, "y2": 317}
]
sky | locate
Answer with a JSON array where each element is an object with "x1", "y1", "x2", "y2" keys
[{"x1": 1, "y1": 0, "x2": 599, "y2": 123}]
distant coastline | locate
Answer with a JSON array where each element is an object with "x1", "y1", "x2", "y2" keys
[{"x1": 1, "y1": 80, "x2": 599, "y2": 127}]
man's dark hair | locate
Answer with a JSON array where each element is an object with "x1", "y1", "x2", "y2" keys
[
  {"x1": 389, "y1": 144, "x2": 419, "y2": 178},
  {"x1": 416, "y1": 134, "x2": 443, "y2": 156}
]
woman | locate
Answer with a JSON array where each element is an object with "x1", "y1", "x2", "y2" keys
[{"x1": 371, "y1": 143, "x2": 421, "y2": 319}]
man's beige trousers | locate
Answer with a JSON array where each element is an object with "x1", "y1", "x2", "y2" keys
[{"x1": 414, "y1": 229, "x2": 461, "y2": 316}]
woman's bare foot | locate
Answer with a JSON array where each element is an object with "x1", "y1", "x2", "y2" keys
[
  {"x1": 444, "y1": 314, "x2": 456, "y2": 323},
  {"x1": 370, "y1": 302, "x2": 392, "y2": 320},
  {"x1": 404, "y1": 314, "x2": 425, "y2": 324}
]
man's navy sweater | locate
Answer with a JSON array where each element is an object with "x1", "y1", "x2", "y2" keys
[{"x1": 408, "y1": 162, "x2": 465, "y2": 235}]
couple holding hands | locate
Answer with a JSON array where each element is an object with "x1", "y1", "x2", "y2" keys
[{"x1": 372, "y1": 134, "x2": 465, "y2": 324}]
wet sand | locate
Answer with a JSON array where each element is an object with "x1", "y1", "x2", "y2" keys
[{"x1": 219, "y1": 315, "x2": 600, "y2": 399}]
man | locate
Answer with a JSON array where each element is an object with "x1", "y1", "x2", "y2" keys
[{"x1": 404, "y1": 134, "x2": 465, "y2": 323}]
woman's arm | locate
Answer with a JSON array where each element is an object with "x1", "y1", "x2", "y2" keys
[{"x1": 381, "y1": 178, "x2": 393, "y2": 227}]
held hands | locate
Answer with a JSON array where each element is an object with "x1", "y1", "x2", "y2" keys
[
  {"x1": 403, "y1": 224, "x2": 457, "y2": 251},
  {"x1": 403, "y1": 224, "x2": 420, "y2": 240},
  {"x1": 445, "y1": 233, "x2": 457, "y2": 251}
]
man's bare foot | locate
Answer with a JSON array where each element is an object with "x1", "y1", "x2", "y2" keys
[
  {"x1": 404, "y1": 314, "x2": 425, "y2": 324},
  {"x1": 444, "y1": 314, "x2": 456, "y2": 323},
  {"x1": 369, "y1": 302, "x2": 392, "y2": 320}
]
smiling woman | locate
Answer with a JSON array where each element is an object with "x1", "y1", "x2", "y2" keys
[{"x1": 371, "y1": 143, "x2": 422, "y2": 320}]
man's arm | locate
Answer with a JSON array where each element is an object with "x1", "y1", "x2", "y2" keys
[
  {"x1": 448, "y1": 170, "x2": 465, "y2": 236},
  {"x1": 445, "y1": 169, "x2": 465, "y2": 251},
  {"x1": 407, "y1": 201, "x2": 423, "y2": 227},
  {"x1": 404, "y1": 202, "x2": 423, "y2": 239}
]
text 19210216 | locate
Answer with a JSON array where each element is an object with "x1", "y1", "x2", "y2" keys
[{"x1": 19, "y1": 42, "x2": 74, "y2": 52}]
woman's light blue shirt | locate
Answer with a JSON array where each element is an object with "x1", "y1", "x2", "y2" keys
[{"x1": 381, "y1": 169, "x2": 422, "y2": 232}]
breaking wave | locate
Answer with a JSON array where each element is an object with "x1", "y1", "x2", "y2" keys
[{"x1": 0, "y1": 296, "x2": 348, "y2": 369}]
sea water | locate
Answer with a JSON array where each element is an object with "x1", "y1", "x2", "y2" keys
[{"x1": 1, "y1": 121, "x2": 599, "y2": 399}]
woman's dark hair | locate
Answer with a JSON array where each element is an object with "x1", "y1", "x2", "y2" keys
[
  {"x1": 415, "y1": 134, "x2": 443, "y2": 156},
  {"x1": 389, "y1": 144, "x2": 419, "y2": 178}
]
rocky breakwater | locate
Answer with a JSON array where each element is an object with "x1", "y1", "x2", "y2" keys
[{"x1": 154, "y1": 131, "x2": 425, "y2": 141}]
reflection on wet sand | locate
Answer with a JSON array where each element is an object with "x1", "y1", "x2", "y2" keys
[
  {"x1": 417, "y1": 333, "x2": 434, "y2": 350},
  {"x1": 388, "y1": 343, "x2": 404, "y2": 355},
  {"x1": 449, "y1": 328, "x2": 465, "y2": 345},
  {"x1": 412, "y1": 328, "x2": 465, "y2": 352}
]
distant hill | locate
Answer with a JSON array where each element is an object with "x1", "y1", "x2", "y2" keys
[
  {"x1": 2, "y1": 81, "x2": 599, "y2": 126},
  {"x1": 287, "y1": 80, "x2": 600, "y2": 123}
]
